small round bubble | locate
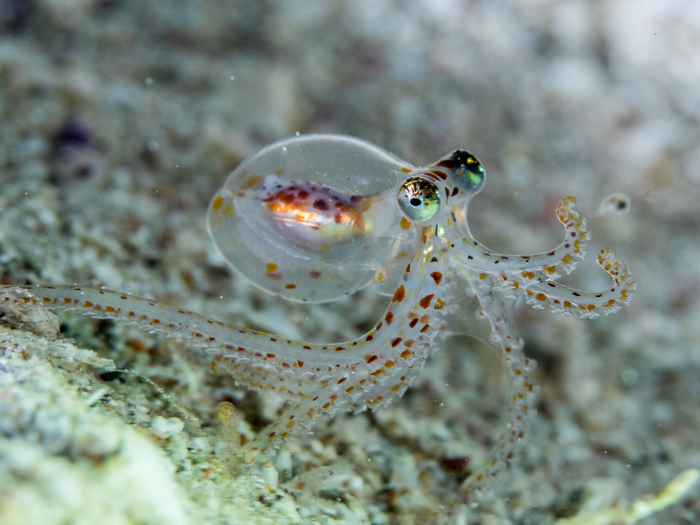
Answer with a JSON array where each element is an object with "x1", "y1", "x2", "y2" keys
[{"x1": 598, "y1": 192, "x2": 630, "y2": 216}]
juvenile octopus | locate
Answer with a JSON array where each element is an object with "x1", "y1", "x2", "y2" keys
[{"x1": 2, "y1": 134, "x2": 636, "y2": 500}]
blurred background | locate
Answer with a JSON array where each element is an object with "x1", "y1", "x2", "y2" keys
[{"x1": 1, "y1": 1, "x2": 698, "y2": 523}]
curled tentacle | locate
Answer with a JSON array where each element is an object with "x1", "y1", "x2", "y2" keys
[
  {"x1": 452, "y1": 196, "x2": 588, "y2": 279},
  {"x1": 511, "y1": 247, "x2": 636, "y2": 319}
]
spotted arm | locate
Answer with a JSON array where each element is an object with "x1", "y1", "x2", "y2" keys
[
  {"x1": 507, "y1": 246, "x2": 636, "y2": 319},
  {"x1": 0, "y1": 236, "x2": 452, "y2": 461},
  {"x1": 453, "y1": 196, "x2": 588, "y2": 279},
  {"x1": 451, "y1": 268, "x2": 539, "y2": 500}
]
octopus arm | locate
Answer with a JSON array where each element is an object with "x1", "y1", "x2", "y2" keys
[
  {"x1": 1, "y1": 284, "x2": 405, "y2": 373},
  {"x1": 453, "y1": 196, "x2": 588, "y2": 279},
  {"x1": 211, "y1": 356, "x2": 324, "y2": 400},
  {"x1": 512, "y1": 247, "x2": 636, "y2": 319},
  {"x1": 451, "y1": 272, "x2": 539, "y2": 499}
]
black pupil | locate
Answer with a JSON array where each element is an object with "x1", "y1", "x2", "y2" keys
[{"x1": 410, "y1": 197, "x2": 422, "y2": 206}]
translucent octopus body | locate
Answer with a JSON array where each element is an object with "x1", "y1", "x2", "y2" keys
[{"x1": 2, "y1": 134, "x2": 635, "y2": 502}]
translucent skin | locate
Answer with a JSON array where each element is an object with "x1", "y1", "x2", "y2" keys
[
  {"x1": 3, "y1": 134, "x2": 635, "y2": 503},
  {"x1": 208, "y1": 134, "x2": 415, "y2": 303}
]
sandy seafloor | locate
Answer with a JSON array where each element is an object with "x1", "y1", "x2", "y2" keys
[{"x1": 1, "y1": 1, "x2": 699, "y2": 524}]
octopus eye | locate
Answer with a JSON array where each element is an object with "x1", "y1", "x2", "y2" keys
[
  {"x1": 397, "y1": 177, "x2": 440, "y2": 222},
  {"x1": 452, "y1": 150, "x2": 485, "y2": 191}
]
